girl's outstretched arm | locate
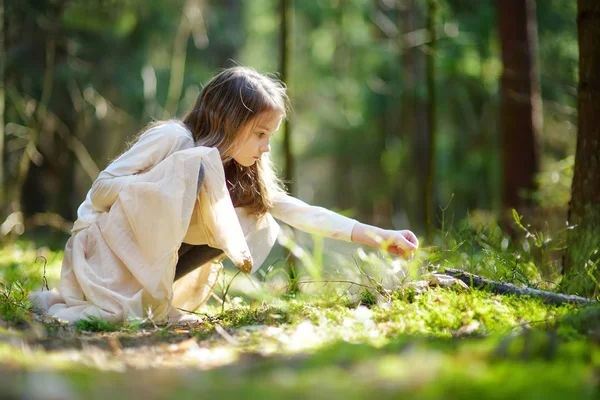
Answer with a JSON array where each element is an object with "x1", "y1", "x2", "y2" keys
[{"x1": 271, "y1": 193, "x2": 418, "y2": 258}]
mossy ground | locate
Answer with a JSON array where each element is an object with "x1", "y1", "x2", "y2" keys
[{"x1": 1, "y1": 238, "x2": 599, "y2": 399}]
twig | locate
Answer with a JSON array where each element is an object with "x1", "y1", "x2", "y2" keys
[
  {"x1": 352, "y1": 256, "x2": 391, "y2": 302},
  {"x1": 442, "y1": 267, "x2": 595, "y2": 306},
  {"x1": 214, "y1": 323, "x2": 238, "y2": 345},
  {"x1": 176, "y1": 307, "x2": 209, "y2": 317},
  {"x1": 333, "y1": 284, "x2": 354, "y2": 304},
  {"x1": 36, "y1": 255, "x2": 49, "y2": 291}
]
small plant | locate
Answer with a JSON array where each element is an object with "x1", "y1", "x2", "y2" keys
[
  {"x1": 359, "y1": 289, "x2": 377, "y2": 307},
  {"x1": 75, "y1": 316, "x2": 121, "y2": 332},
  {"x1": 511, "y1": 209, "x2": 571, "y2": 284},
  {"x1": 0, "y1": 279, "x2": 33, "y2": 326}
]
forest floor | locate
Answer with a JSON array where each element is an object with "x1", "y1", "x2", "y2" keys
[{"x1": 1, "y1": 238, "x2": 599, "y2": 399}]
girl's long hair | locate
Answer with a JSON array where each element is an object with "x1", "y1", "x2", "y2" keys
[{"x1": 182, "y1": 66, "x2": 289, "y2": 216}]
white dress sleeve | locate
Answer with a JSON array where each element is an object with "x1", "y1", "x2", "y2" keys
[
  {"x1": 89, "y1": 122, "x2": 194, "y2": 211},
  {"x1": 270, "y1": 192, "x2": 358, "y2": 242}
]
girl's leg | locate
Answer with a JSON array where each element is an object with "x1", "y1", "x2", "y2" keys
[{"x1": 175, "y1": 244, "x2": 223, "y2": 280}]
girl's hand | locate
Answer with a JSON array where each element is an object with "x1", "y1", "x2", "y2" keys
[
  {"x1": 379, "y1": 229, "x2": 419, "y2": 257},
  {"x1": 351, "y1": 223, "x2": 419, "y2": 258}
]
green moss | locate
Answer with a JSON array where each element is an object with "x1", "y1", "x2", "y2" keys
[{"x1": 0, "y1": 237, "x2": 598, "y2": 398}]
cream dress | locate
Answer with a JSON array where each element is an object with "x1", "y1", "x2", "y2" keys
[{"x1": 29, "y1": 122, "x2": 357, "y2": 323}]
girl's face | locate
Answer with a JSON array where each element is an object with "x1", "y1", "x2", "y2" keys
[{"x1": 231, "y1": 110, "x2": 283, "y2": 167}]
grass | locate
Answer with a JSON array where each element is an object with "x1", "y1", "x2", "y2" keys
[{"x1": 0, "y1": 226, "x2": 599, "y2": 399}]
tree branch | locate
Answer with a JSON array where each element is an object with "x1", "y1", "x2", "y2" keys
[{"x1": 442, "y1": 267, "x2": 595, "y2": 305}]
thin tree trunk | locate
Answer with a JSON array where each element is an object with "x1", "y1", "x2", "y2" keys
[
  {"x1": 212, "y1": 0, "x2": 242, "y2": 68},
  {"x1": 279, "y1": 0, "x2": 298, "y2": 293},
  {"x1": 332, "y1": 0, "x2": 354, "y2": 212},
  {"x1": 367, "y1": 0, "x2": 393, "y2": 229},
  {"x1": 0, "y1": 0, "x2": 5, "y2": 206},
  {"x1": 564, "y1": 0, "x2": 600, "y2": 296},
  {"x1": 398, "y1": 0, "x2": 428, "y2": 235},
  {"x1": 164, "y1": 0, "x2": 194, "y2": 118},
  {"x1": 279, "y1": 0, "x2": 293, "y2": 195},
  {"x1": 497, "y1": 0, "x2": 541, "y2": 223},
  {"x1": 424, "y1": 0, "x2": 437, "y2": 237}
]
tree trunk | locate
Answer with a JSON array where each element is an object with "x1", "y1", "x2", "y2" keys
[
  {"x1": 279, "y1": 0, "x2": 299, "y2": 293},
  {"x1": 497, "y1": 0, "x2": 541, "y2": 223},
  {"x1": 397, "y1": 0, "x2": 428, "y2": 235},
  {"x1": 279, "y1": 0, "x2": 294, "y2": 195},
  {"x1": 367, "y1": 0, "x2": 392, "y2": 229},
  {"x1": 163, "y1": 0, "x2": 193, "y2": 118},
  {"x1": 424, "y1": 0, "x2": 437, "y2": 237},
  {"x1": 0, "y1": 0, "x2": 5, "y2": 207},
  {"x1": 564, "y1": 0, "x2": 600, "y2": 296},
  {"x1": 332, "y1": 0, "x2": 355, "y2": 212},
  {"x1": 212, "y1": 0, "x2": 242, "y2": 67}
]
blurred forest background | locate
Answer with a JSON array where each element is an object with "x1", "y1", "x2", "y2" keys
[
  {"x1": 3, "y1": 3, "x2": 600, "y2": 397},
  {"x1": 0, "y1": 0, "x2": 592, "y2": 288}
]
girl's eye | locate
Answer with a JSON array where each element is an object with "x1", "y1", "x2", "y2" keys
[{"x1": 257, "y1": 132, "x2": 266, "y2": 138}]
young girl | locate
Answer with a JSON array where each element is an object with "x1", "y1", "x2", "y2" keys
[{"x1": 30, "y1": 66, "x2": 419, "y2": 324}]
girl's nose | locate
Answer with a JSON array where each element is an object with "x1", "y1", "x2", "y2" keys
[{"x1": 260, "y1": 142, "x2": 271, "y2": 154}]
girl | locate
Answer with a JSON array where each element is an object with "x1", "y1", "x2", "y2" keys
[{"x1": 30, "y1": 66, "x2": 418, "y2": 324}]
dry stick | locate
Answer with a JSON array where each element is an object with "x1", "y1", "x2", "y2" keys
[{"x1": 442, "y1": 268, "x2": 595, "y2": 306}]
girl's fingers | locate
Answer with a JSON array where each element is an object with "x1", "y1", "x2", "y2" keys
[
  {"x1": 380, "y1": 230, "x2": 418, "y2": 255},
  {"x1": 397, "y1": 235, "x2": 417, "y2": 250},
  {"x1": 401, "y1": 231, "x2": 419, "y2": 248},
  {"x1": 390, "y1": 244, "x2": 408, "y2": 257}
]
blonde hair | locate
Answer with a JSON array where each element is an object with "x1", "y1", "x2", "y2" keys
[{"x1": 182, "y1": 66, "x2": 289, "y2": 216}]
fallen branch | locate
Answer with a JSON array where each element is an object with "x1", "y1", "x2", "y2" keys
[{"x1": 442, "y1": 268, "x2": 595, "y2": 306}]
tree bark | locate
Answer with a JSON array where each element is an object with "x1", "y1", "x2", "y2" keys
[
  {"x1": 497, "y1": 0, "x2": 541, "y2": 222},
  {"x1": 564, "y1": 0, "x2": 600, "y2": 295},
  {"x1": 279, "y1": 0, "x2": 294, "y2": 195},
  {"x1": 0, "y1": 0, "x2": 5, "y2": 207},
  {"x1": 424, "y1": 0, "x2": 437, "y2": 237},
  {"x1": 279, "y1": 0, "x2": 299, "y2": 294}
]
